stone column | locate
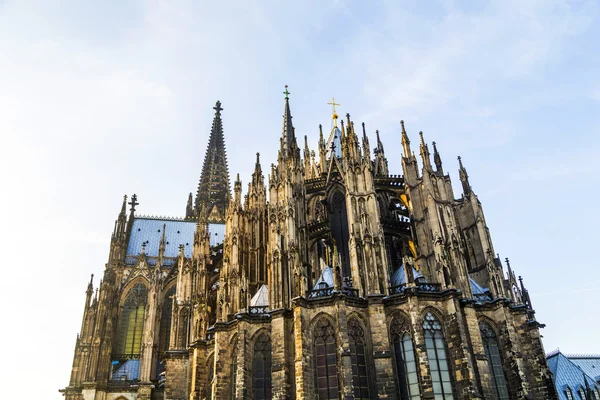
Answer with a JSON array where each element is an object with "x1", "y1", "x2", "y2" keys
[
  {"x1": 367, "y1": 296, "x2": 397, "y2": 399},
  {"x1": 164, "y1": 350, "x2": 189, "y2": 400},
  {"x1": 271, "y1": 310, "x2": 292, "y2": 400},
  {"x1": 293, "y1": 303, "x2": 312, "y2": 400}
]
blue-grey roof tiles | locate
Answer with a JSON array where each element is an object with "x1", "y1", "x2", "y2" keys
[
  {"x1": 547, "y1": 351, "x2": 600, "y2": 399},
  {"x1": 126, "y1": 218, "x2": 225, "y2": 261}
]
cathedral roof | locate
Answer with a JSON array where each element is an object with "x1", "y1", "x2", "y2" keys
[
  {"x1": 313, "y1": 266, "x2": 334, "y2": 289},
  {"x1": 390, "y1": 265, "x2": 424, "y2": 287},
  {"x1": 250, "y1": 284, "x2": 269, "y2": 307},
  {"x1": 126, "y1": 217, "x2": 225, "y2": 260},
  {"x1": 547, "y1": 351, "x2": 600, "y2": 399}
]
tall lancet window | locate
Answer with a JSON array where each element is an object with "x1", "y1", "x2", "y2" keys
[
  {"x1": 423, "y1": 312, "x2": 454, "y2": 399},
  {"x1": 253, "y1": 333, "x2": 272, "y2": 400},
  {"x1": 348, "y1": 318, "x2": 370, "y2": 399},
  {"x1": 117, "y1": 283, "x2": 148, "y2": 357},
  {"x1": 390, "y1": 315, "x2": 421, "y2": 399},
  {"x1": 314, "y1": 318, "x2": 340, "y2": 400},
  {"x1": 156, "y1": 286, "x2": 176, "y2": 378},
  {"x1": 480, "y1": 322, "x2": 509, "y2": 399},
  {"x1": 328, "y1": 190, "x2": 351, "y2": 278}
]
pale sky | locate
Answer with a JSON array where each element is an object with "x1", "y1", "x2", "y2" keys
[{"x1": 1, "y1": 1, "x2": 599, "y2": 399}]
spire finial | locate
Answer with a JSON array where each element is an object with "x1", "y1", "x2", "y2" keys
[
  {"x1": 120, "y1": 195, "x2": 127, "y2": 215},
  {"x1": 400, "y1": 120, "x2": 411, "y2": 156},
  {"x1": 327, "y1": 97, "x2": 340, "y2": 125},
  {"x1": 432, "y1": 141, "x2": 443, "y2": 173},
  {"x1": 458, "y1": 156, "x2": 471, "y2": 195},
  {"x1": 256, "y1": 152, "x2": 260, "y2": 165},
  {"x1": 128, "y1": 194, "x2": 139, "y2": 214},
  {"x1": 213, "y1": 100, "x2": 223, "y2": 113},
  {"x1": 283, "y1": 85, "x2": 290, "y2": 99}
]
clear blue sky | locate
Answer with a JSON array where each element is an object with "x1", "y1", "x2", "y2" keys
[{"x1": 1, "y1": 1, "x2": 598, "y2": 399}]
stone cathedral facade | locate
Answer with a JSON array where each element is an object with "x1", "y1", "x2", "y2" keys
[{"x1": 61, "y1": 90, "x2": 558, "y2": 400}]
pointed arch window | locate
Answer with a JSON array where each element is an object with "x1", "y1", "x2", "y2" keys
[
  {"x1": 253, "y1": 333, "x2": 272, "y2": 400},
  {"x1": 423, "y1": 312, "x2": 454, "y2": 400},
  {"x1": 314, "y1": 318, "x2": 340, "y2": 400},
  {"x1": 390, "y1": 316, "x2": 420, "y2": 399},
  {"x1": 117, "y1": 283, "x2": 148, "y2": 356},
  {"x1": 156, "y1": 286, "x2": 176, "y2": 378},
  {"x1": 480, "y1": 322, "x2": 509, "y2": 400},
  {"x1": 348, "y1": 318, "x2": 370, "y2": 399}
]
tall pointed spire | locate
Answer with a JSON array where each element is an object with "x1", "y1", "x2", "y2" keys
[
  {"x1": 401, "y1": 120, "x2": 411, "y2": 156},
  {"x1": 419, "y1": 131, "x2": 432, "y2": 170},
  {"x1": 458, "y1": 156, "x2": 472, "y2": 195},
  {"x1": 432, "y1": 141, "x2": 443, "y2": 174},
  {"x1": 193, "y1": 100, "x2": 231, "y2": 222},
  {"x1": 281, "y1": 85, "x2": 298, "y2": 157}
]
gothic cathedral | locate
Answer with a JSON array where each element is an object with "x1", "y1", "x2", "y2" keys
[{"x1": 61, "y1": 89, "x2": 557, "y2": 400}]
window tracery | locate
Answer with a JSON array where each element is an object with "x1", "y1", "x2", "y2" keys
[
  {"x1": 253, "y1": 333, "x2": 272, "y2": 400},
  {"x1": 390, "y1": 316, "x2": 420, "y2": 400},
  {"x1": 423, "y1": 312, "x2": 454, "y2": 399},
  {"x1": 314, "y1": 318, "x2": 339, "y2": 399},
  {"x1": 348, "y1": 318, "x2": 370, "y2": 399},
  {"x1": 479, "y1": 322, "x2": 509, "y2": 400}
]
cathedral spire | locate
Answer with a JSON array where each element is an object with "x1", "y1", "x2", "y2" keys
[
  {"x1": 432, "y1": 141, "x2": 443, "y2": 174},
  {"x1": 193, "y1": 100, "x2": 231, "y2": 222},
  {"x1": 185, "y1": 193, "x2": 193, "y2": 219},
  {"x1": 419, "y1": 131, "x2": 432, "y2": 170},
  {"x1": 281, "y1": 85, "x2": 298, "y2": 158},
  {"x1": 253, "y1": 152, "x2": 263, "y2": 185},
  {"x1": 401, "y1": 120, "x2": 411, "y2": 156},
  {"x1": 458, "y1": 156, "x2": 472, "y2": 195}
]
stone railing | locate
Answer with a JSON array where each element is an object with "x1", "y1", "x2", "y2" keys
[
  {"x1": 389, "y1": 283, "x2": 407, "y2": 295},
  {"x1": 248, "y1": 306, "x2": 269, "y2": 315},
  {"x1": 307, "y1": 286, "x2": 334, "y2": 299},
  {"x1": 416, "y1": 282, "x2": 442, "y2": 292}
]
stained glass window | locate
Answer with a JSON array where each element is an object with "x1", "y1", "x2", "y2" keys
[
  {"x1": 348, "y1": 318, "x2": 370, "y2": 399},
  {"x1": 390, "y1": 316, "x2": 420, "y2": 399},
  {"x1": 314, "y1": 318, "x2": 340, "y2": 400},
  {"x1": 156, "y1": 286, "x2": 176, "y2": 378},
  {"x1": 423, "y1": 312, "x2": 454, "y2": 400},
  {"x1": 117, "y1": 283, "x2": 148, "y2": 356},
  {"x1": 480, "y1": 322, "x2": 509, "y2": 400},
  {"x1": 253, "y1": 333, "x2": 272, "y2": 400}
]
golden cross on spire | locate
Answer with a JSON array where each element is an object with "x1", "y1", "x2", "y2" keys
[{"x1": 327, "y1": 97, "x2": 340, "y2": 124}]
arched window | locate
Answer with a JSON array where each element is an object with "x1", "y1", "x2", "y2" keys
[
  {"x1": 253, "y1": 333, "x2": 272, "y2": 400},
  {"x1": 348, "y1": 318, "x2": 370, "y2": 399},
  {"x1": 480, "y1": 322, "x2": 509, "y2": 400},
  {"x1": 117, "y1": 283, "x2": 148, "y2": 356},
  {"x1": 156, "y1": 286, "x2": 176, "y2": 378},
  {"x1": 390, "y1": 316, "x2": 420, "y2": 399},
  {"x1": 328, "y1": 190, "x2": 351, "y2": 278},
  {"x1": 314, "y1": 318, "x2": 340, "y2": 400},
  {"x1": 423, "y1": 312, "x2": 454, "y2": 399}
]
